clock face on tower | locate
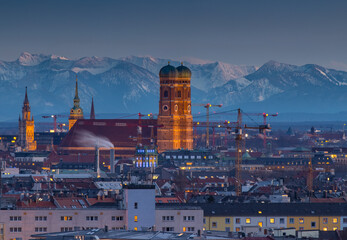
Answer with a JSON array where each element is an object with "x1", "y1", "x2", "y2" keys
[{"x1": 163, "y1": 105, "x2": 169, "y2": 111}]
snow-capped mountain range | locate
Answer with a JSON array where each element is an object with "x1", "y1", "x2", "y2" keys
[{"x1": 1, "y1": 52, "x2": 347, "y2": 121}]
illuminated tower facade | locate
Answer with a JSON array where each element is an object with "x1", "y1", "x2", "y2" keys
[
  {"x1": 18, "y1": 87, "x2": 37, "y2": 151},
  {"x1": 157, "y1": 63, "x2": 193, "y2": 153},
  {"x1": 69, "y1": 76, "x2": 84, "y2": 130}
]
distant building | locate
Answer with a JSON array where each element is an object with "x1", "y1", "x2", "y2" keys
[
  {"x1": 18, "y1": 87, "x2": 37, "y2": 151},
  {"x1": 69, "y1": 76, "x2": 84, "y2": 130},
  {"x1": 134, "y1": 146, "x2": 158, "y2": 168},
  {"x1": 58, "y1": 118, "x2": 157, "y2": 160},
  {"x1": 157, "y1": 63, "x2": 193, "y2": 153}
]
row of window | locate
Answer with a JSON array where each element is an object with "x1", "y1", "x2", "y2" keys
[
  {"x1": 207, "y1": 217, "x2": 341, "y2": 227},
  {"x1": 166, "y1": 155, "x2": 213, "y2": 159},
  {"x1": 111, "y1": 216, "x2": 124, "y2": 221},
  {"x1": 183, "y1": 227, "x2": 195, "y2": 232},
  {"x1": 10, "y1": 227, "x2": 22, "y2": 233},
  {"x1": 163, "y1": 90, "x2": 190, "y2": 98},
  {"x1": 10, "y1": 215, "x2": 126, "y2": 222},
  {"x1": 161, "y1": 227, "x2": 195, "y2": 232},
  {"x1": 289, "y1": 217, "x2": 338, "y2": 224},
  {"x1": 86, "y1": 216, "x2": 98, "y2": 221},
  {"x1": 35, "y1": 227, "x2": 47, "y2": 232},
  {"x1": 183, "y1": 216, "x2": 195, "y2": 221},
  {"x1": 162, "y1": 216, "x2": 174, "y2": 221}
]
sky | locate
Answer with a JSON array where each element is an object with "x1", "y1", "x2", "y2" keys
[{"x1": 1, "y1": 0, "x2": 347, "y2": 69}]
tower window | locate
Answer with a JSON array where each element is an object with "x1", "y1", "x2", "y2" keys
[
  {"x1": 177, "y1": 91, "x2": 181, "y2": 98},
  {"x1": 164, "y1": 90, "x2": 168, "y2": 98}
]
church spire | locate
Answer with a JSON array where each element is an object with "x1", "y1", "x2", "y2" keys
[
  {"x1": 74, "y1": 75, "x2": 79, "y2": 100},
  {"x1": 22, "y1": 86, "x2": 31, "y2": 114},
  {"x1": 90, "y1": 97, "x2": 95, "y2": 119},
  {"x1": 24, "y1": 86, "x2": 29, "y2": 104}
]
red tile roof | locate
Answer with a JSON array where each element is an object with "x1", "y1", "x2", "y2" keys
[
  {"x1": 60, "y1": 119, "x2": 157, "y2": 148},
  {"x1": 155, "y1": 197, "x2": 182, "y2": 203},
  {"x1": 54, "y1": 197, "x2": 88, "y2": 208},
  {"x1": 16, "y1": 201, "x2": 57, "y2": 209},
  {"x1": 86, "y1": 197, "x2": 116, "y2": 206}
]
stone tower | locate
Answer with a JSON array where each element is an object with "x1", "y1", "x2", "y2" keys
[
  {"x1": 69, "y1": 76, "x2": 84, "y2": 130},
  {"x1": 18, "y1": 87, "x2": 37, "y2": 151},
  {"x1": 157, "y1": 62, "x2": 193, "y2": 153}
]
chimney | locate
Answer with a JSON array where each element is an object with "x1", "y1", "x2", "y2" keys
[
  {"x1": 110, "y1": 148, "x2": 115, "y2": 174},
  {"x1": 95, "y1": 146, "x2": 100, "y2": 178}
]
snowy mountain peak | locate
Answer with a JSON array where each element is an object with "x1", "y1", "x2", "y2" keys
[
  {"x1": 50, "y1": 55, "x2": 69, "y2": 61},
  {"x1": 18, "y1": 52, "x2": 51, "y2": 66},
  {"x1": 257, "y1": 60, "x2": 297, "y2": 73}
]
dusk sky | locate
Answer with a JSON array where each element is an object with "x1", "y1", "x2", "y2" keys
[{"x1": 1, "y1": 0, "x2": 347, "y2": 69}]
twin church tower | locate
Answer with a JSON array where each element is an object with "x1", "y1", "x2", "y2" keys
[
  {"x1": 157, "y1": 63, "x2": 193, "y2": 152},
  {"x1": 19, "y1": 63, "x2": 193, "y2": 153}
]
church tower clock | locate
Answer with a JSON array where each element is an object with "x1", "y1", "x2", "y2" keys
[
  {"x1": 157, "y1": 62, "x2": 193, "y2": 153},
  {"x1": 68, "y1": 76, "x2": 84, "y2": 130}
]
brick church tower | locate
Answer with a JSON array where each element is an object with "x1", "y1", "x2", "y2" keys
[
  {"x1": 157, "y1": 62, "x2": 193, "y2": 153},
  {"x1": 69, "y1": 76, "x2": 84, "y2": 130},
  {"x1": 18, "y1": 87, "x2": 37, "y2": 151}
]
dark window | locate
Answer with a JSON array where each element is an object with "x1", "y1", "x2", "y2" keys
[
  {"x1": 177, "y1": 91, "x2": 181, "y2": 98},
  {"x1": 134, "y1": 202, "x2": 138, "y2": 209},
  {"x1": 164, "y1": 90, "x2": 168, "y2": 98}
]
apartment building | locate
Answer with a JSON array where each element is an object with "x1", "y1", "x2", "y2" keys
[
  {"x1": 202, "y1": 203, "x2": 347, "y2": 234},
  {"x1": 0, "y1": 185, "x2": 203, "y2": 240}
]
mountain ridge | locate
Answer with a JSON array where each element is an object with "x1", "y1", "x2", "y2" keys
[{"x1": 1, "y1": 52, "x2": 347, "y2": 122}]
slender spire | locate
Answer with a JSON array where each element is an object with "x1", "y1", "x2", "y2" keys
[
  {"x1": 22, "y1": 86, "x2": 31, "y2": 113},
  {"x1": 19, "y1": 114, "x2": 21, "y2": 121},
  {"x1": 24, "y1": 86, "x2": 29, "y2": 104},
  {"x1": 90, "y1": 97, "x2": 95, "y2": 119},
  {"x1": 74, "y1": 75, "x2": 79, "y2": 100}
]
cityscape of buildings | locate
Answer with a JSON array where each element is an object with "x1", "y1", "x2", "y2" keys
[{"x1": 0, "y1": 61, "x2": 346, "y2": 240}]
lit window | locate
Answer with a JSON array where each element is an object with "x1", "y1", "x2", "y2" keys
[
  {"x1": 183, "y1": 227, "x2": 186, "y2": 232},
  {"x1": 134, "y1": 216, "x2": 138, "y2": 222},
  {"x1": 258, "y1": 222, "x2": 263, "y2": 227},
  {"x1": 323, "y1": 227, "x2": 328, "y2": 231},
  {"x1": 333, "y1": 227, "x2": 338, "y2": 231},
  {"x1": 299, "y1": 218, "x2": 304, "y2": 224},
  {"x1": 134, "y1": 227, "x2": 137, "y2": 231},
  {"x1": 246, "y1": 218, "x2": 251, "y2": 224},
  {"x1": 323, "y1": 218, "x2": 328, "y2": 224},
  {"x1": 270, "y1": 218, "x2": 275, "y2": 224},
  {"x1": 236, "y1": 227, "x2": 240, "y2": 232},
  {"x1": 333, "y1": 218, "x2": 338, "y2": 224}
]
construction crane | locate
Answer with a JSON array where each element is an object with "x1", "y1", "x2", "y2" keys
[
  {"x1": 136, "y1": 113, "x2": 159, "y2": 146},
  {"x1": 307, "y1": 155, "x2": 313, "y2": 194},
  {"x1": 224, "y1": 112, "x2": 278, "y2": 149},
  {"x1": 192, "y1": 103, "x2": 222, "y2": 148},
  {"x1": 41, "y1": 115, "x2": 67, "y2": 132},
  {"x1": 252, "y1": 112, "x2": 278, "y2": 149},
  {"x1": 223, "y1": 109, "x2": 271, "y2": 196}
]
